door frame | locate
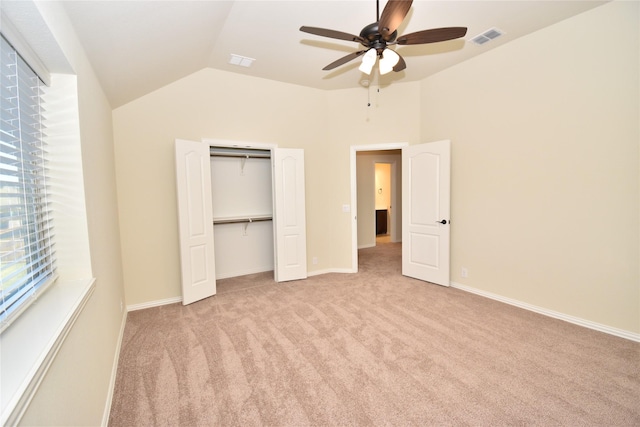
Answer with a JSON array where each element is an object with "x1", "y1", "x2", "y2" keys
[{"x1": 349, "y1": 142, "x2": 408, "y2": 273}]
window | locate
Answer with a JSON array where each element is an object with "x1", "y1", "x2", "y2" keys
[{"x1": 0, "y1": 33, "x2": 56, "y2": 331}]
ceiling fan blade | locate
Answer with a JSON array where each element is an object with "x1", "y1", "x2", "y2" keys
[
  {"x1": 300, "y1": 26, "x2": 365, "y2": 44},
  {"x1": 393, "y1": 52, "x2": 406, "y2": 72},
  {"x1": 397, "y1": 27, "x2": 468, "y2": 45},
  {"x1": 323, "y1": 50, "x2": 367, "y2": 70},
  {"x1": 378, "y1": 0, "x2": 413, "y2": 40}
]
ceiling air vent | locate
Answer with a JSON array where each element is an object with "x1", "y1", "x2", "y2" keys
[
  {"x1": 229, "y1": 54, "x2": 255, "y2": 68},
  {"x1": 471, "y1": 28, "x2": 504, "y2": 46}
]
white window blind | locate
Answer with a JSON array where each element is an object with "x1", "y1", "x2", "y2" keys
[{"x1": 0, "y1": 34, "x2": 56, "y2": 331}]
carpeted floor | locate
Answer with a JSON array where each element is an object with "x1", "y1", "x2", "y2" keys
[{"x1": 109, "y1": 243, "x2": 640, "y2": 426}]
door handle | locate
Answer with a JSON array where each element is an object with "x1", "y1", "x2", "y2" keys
[{"x1": 436, "y1": 219, "x2": 448, "y2": 225}]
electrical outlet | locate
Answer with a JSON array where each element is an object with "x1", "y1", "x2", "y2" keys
[
  {"x1": 461, "y1": 267, "x2": 468, "y2": 278},
  {"x1": 312, "y1": 257, "x2": 318, "y2": 265},
  {"x1": 120, "y1": 300, "x2": 124, "y2": 313}
]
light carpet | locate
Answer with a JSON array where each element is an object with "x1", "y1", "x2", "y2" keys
[{"x1": 109, "y1": 243, "x2": 640, "y2": 426}]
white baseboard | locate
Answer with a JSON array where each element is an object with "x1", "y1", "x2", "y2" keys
[
  {"x1": 125, "y1": 279, "x2": 639, "y2": 342},
  {"x1": 126, "y1": 296, "x2": 182, "y2": 312},
  {"x1": 127, "y1": 270, "x2": 355, "y2": 312},
  {"x1": 124, "y1": 270, "x2": 341, "y2": 311},
  {"x1": 450, "y1": 281, "x2": 640, "y2": 343},
  {"x1": 101, "y1": 310, "x2": 127, "y2": 426}
]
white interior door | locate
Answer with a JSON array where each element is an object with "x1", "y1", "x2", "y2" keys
[
  {"x1": 273, "y1": 148, "x2": 307, "y2": 282},
  {"x1": 402, "y1": 140, "x2": 451, "y2": 286},
  {"x1": 175, "y1": 139, "x2": 217, "y2": 304}
]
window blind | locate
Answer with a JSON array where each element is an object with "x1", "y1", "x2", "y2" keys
[{"x1": 0, "y1": 34, "x2": 56, "y2": 331}]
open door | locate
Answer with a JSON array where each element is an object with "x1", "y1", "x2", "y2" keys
[
  {"x1": 175, "y1": 139, "x2": 217, "y2": 304},
  {"x1": 273, "y1": 148, "x2": 307, "y2": 282},
  {"x1": 402, "y1": 140, "x2": 451, "y2": 286}
]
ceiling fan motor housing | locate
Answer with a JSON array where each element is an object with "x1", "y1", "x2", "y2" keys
[
  {"x1": 360, "y1": 22, "x2": 397, "y2": 53},
  {"x1": 299, "y1": 0, "x2": 467, "y2": 73}
]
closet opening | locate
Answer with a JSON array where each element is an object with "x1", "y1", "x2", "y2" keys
[
  {"x1": 210, "y1": 145, "x2": 275, "y2": 280},
  {"x1": 175, "y1": 138, "x2": 308, "y2": 304}
]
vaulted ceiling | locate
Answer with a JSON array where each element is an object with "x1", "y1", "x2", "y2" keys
[{"x1": 39, "y1": 1, "x2": 610, "y2": 107}]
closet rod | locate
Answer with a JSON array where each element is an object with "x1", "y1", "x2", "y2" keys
[
  {"x1": 210, "y1": 152, "x2": 271, "y2": 159},
  {"x1": 213, "y1": 216, "x2": 273, "y2": 225}
]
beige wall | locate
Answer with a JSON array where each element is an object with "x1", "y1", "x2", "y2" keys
[
  {"x1": 421, "y1": 0, "x2": 639, "y2": 333},
  {"x1": 113, "y1": 1, "x2": 637, "y2": 336},
  {"x1": 327, "y1": 83, "x2": 421, "y2": 269},
  {"x1": 16, "y1": 1, "x2": 127, "y2": 425},
  {"x1": 375, "y1": 163, "x2": 391, "y2": 211},
  {"x1": 113, "y1": 69, "x2": 329, "y2": 304},
  {"x1": 113, "y1": 72, "x2": 421, "y2": 304}
]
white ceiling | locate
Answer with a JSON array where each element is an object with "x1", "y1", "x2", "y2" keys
[{"x1": 56, "y1": 0, "x2": 608, "y2": 108}]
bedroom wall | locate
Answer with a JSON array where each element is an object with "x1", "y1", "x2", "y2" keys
[
  {"x1": 112, "y1": 69, "x2": 329, "y2": 306},
  {"x1": 12, "y1": 1, "x2": 127, "y2": 425},
  {"x1": 420, "y1": 0, "x2": 639, "y2": 333},
  {"x1": 112, "y1": 2, "x2": 637, "y2": 336},
  {"x1": 113, "y1": 71, "x2": 421, "y2": 305},
  {"x1": 326, "y1": 82, "x2": 421, "y2": 270}
]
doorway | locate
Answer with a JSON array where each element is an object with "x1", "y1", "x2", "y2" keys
[
  {"x1": 357, "y1": 151, "x2": 401, "y2": 248},
  {"x1": 375, "y1": 162, "x2": 391, "y2": 245},
  {"x1": 350, "y1": 143, "x2": 407, "y2": 272},
  {"x1": 350, "y1": 141, "x2": 452, "y2": 285}
]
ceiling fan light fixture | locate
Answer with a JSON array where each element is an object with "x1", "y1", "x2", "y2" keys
[
  {"x1": 301, "y1": 0, "x2": 468, "y2": 78},
  {"x1": 379, "y1": 49, "x2": 400, "y2": 75},
  {"x1": 359, "y1": 48, "x2": 377, "y2": 75}
]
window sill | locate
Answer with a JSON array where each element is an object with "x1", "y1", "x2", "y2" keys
[{"x1": 0, "y1": 278, "x2": 96, "y2": 426}]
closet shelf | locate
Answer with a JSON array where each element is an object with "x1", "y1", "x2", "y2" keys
[
  {"x1": 210, "y1": 149, "x2": 271, "y2": 159},
  {"x1": 213, "y1": 215, "x2": 273, "y2": 225}
]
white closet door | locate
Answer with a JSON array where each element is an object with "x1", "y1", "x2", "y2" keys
[
  {"x1": 175, "y1": 139, "x2": 217, "y2": 304},
  {"x1": 273, "y1": 148, "x2": 307, "y2": 282}
]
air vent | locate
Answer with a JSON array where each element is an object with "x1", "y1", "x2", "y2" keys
[
  {"x1": 229, "y1": 54, "x2": 255, "y2": 67},
  {"x1": 471, "y1": 28, "x2": 504, "y2": 45}
]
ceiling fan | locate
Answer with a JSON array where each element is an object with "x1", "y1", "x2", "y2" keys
[{"x1": 300, "y1": 0, "x2": 467, "y2": 76}]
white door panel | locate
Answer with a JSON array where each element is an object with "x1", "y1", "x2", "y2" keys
[
  {"x1": 175, "y1": 139, "x2": 217, "y2": 304},
  {"x1": 402, "y1": 140, "x2": 451, "y2": 286},
  {"x1": 273, "y1": 149, "x2": 307, "y2": 282}
]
